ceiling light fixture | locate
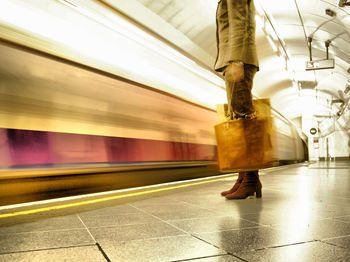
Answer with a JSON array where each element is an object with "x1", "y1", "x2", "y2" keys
[
  {"x1": 345, "y1": 84, "x2": 350, "y2": 94},
  {"x1": 305, "y1": 35, "x2": 335, "y2": 71},
  {"x1": 339, "y1": 0, "x2": 350, "y2": 7},
  {"x1": 325, "y1": 9, "x2": 337, "y2": 17}
]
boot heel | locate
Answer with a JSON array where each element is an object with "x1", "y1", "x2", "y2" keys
[
  {"x1": 256, "y1": 189, "x2": 262, "y2": 198},
  {"x1": 247, "y1": 190, "x2": 262, "y2": 199}
]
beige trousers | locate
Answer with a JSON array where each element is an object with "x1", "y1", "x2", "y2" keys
[
  {"x1": 215, "y1": 0, "x2": 259, "y2": 72},
  {"x1": 225, "y1": 64, "x2": 257, "y2": 119},
  {"x1": 215, "y1": 0, "x2": 259, "y2": 119}
]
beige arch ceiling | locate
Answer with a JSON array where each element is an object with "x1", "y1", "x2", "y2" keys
[{"x1": 106, "y1": 0, "x2": 349, "y2": 132}]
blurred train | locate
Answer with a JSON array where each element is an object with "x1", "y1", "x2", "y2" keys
[{"x1": 0, "y1": 0, "x2": 307, "y2": 205}]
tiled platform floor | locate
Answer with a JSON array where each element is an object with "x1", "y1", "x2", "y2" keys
[{"x1": 0, "y1": 161, "x2": 350, "y2": 261}]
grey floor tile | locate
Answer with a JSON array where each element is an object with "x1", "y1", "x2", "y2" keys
[
  {"x1": 260, "y1": 201, "x2": 350, "y2": 220},
  {"x1": 180, "y1": 192, "x2": 273, "y2": 213},
  {"x1": 0, "y1": 245, "x2": 105, "y2": 262},
  {"x1": 0, "y1": 215, "x2": 84, "y2": 234},
  {"x1": 130, "y1": 195, "x2": 189, "y2": 207},
  {"x1": 78, "y1": 204, "x2": 140, "y2": 217},
  {"x1": 238, "y1": 241, "x2": 350, "y2": 262},
  {"x1": 131, "y1": 201, "x2": 195, "y2": 211},
  {"x1": 135, "y1": 203, "x2": 223, "y2": 220},
  {"x1": 197, "y1": 226, "x2": 314, "y2": 254},
  {"x1": 89, "y1": 221, "x2": 184, "y2": 243},
  {"x1": 101, "y1": 235, "x2": 226, "y2": 262},
  {"x1": 180, "y1": 195, "x2": 233, "y2": 208},
  {"x1": 168, "y1": 216, "x2": 257, "y2": 234},
  {"x1": 0, "y1": 229, "x2": 94, "y2": 253},
  {"x1": 79, "y1": 212, "x2": 158, "y2": 228},
  {"x1": 207, "y1": 200, "x2": 272, "y2": 216},
  {"x1": 240, "y1": 211, "x2": 324, "y2": 227},
  {"x1": 334, "y1": 215, "x2": 350, "y2": 224},
  {"x1": 179, "y1": 255, "x2": 241, "y2": 261},
  {"x1": 313, "y1": 206, "x2": 350, "y2": 219},
  {"x1": 274, "y1": 219, "x2": 350, "y2": 240},
  {"x1": 161, "y1": 208, "x2": 223, "y2": 220},
  {"x1": 322, "y1": 235, "x2": 350, "y2": 249},
  {"x1": 322, "y1": 197, "x2": 350, "y2": 207}
]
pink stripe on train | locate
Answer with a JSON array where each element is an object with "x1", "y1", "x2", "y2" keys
[{"x1": 0, "y1": 129, "x2": 217, "y2": 167}]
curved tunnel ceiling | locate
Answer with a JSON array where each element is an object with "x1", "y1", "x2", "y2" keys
[{"x1": 129, "y1": 0, "x2": 350, "y2": 133}]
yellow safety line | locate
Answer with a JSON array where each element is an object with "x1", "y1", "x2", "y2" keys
[{"x1": 0, "y1": 176, "x2": 233, "y2": 218}]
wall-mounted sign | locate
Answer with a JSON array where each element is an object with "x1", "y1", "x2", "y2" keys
[
  {"x1": 313, "y1": 137, "x2": 319, "y2": 149},
  {"x1": 305, "y1": 59, "x2": 334, "y2": 71},
  {"x1": 310, "y1": 128, "x2": 317, "y2": 135}
]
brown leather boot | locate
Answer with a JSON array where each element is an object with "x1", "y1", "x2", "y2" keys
[
  {"x1": 225, "y1": 171, "x2": 262, "y2": 199},
  {"x1": 221, "y1": 172, "x2": 246, "y2": 196}
]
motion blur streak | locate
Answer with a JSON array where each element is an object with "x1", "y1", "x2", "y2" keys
[{"x1": 0, "y1": 0, "x2": 226, "y2": 109}]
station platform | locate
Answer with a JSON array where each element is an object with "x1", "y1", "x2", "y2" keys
[{"x1": 0, "y1": 161, "x2": 350, "y2": 261}]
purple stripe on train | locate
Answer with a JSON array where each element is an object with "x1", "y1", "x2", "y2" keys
[{"x1": 0, "y1": 129, "x2": 217, "y2": 167}]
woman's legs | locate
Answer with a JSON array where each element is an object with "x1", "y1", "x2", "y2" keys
[
  {"x1": 221, "y1": 172, "x2": 245, "y2": 196},
  {"x1": 226, "y1": 171, "x2": 262, "y2": 199},
  {"x1": 222, "y1": 64, "x2": 261, "y2": 199}
]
